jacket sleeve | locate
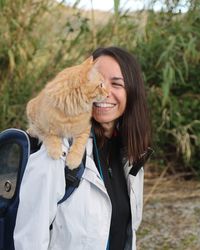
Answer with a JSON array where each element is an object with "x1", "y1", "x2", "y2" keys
[
  {"x1": 131, "y1": 167, "x2": 144, "y2": 231},
  {"x1": 14, "y1": 145, "x2": 66, "y2": 250},
  {"x1": 124, "y1": 164, "x2": 144, "y2": 250}
]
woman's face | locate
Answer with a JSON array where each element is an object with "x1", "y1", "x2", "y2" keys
[{"x1": 92, "y1": 55, "x2": 127, "y2": 131}]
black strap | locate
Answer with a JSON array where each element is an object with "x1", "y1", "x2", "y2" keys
[
  {"x1": 27, "y1": 134, "x2": 42, "y2": 154},
  {"x1": 65, "y1": 152, "x2": 86, "y2": 188},
  {"x1": 57, "y1": 151, "x2": 86, "y2": 205},
  {"x1": 129, "y1": 147, "x2": 154, "y2": 176}
]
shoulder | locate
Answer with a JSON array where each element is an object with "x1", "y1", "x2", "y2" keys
[
  {"x1": 28, "y1": 138, "x2": 70, "y2": 173},
  {"x1": 124, "y1": 161, "x2": 144, "y2": 194},
  {"x1": 28, "y1": 144, "x2": 64, "y2": 173},
  {"x1": 21, "y1": 143, "x2": 67, "y2": 199}
]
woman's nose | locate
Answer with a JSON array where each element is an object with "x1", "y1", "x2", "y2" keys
[
  {"x1": 106, "y1": 86, "x2": 111, "y2": 98},
  {"x1": 105, "y1": 82, "x2": 111, "y2": 97}
]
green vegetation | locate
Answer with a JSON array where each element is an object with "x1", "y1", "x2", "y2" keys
[{"x1": 0, "y1": 0, "x2": 199, "y2": 173}]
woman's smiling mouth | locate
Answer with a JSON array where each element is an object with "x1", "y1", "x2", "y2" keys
[{"x1": 93, "y1": 102, "x2": 116, "y2": 108}]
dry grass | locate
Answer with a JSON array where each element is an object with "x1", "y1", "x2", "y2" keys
[{"x1": 137, "y1": 178, "x2": 200, "y2": 249}]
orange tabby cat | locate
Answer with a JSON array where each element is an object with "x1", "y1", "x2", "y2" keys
[{"x1": 26, "y1": 57, "x2": 108, "y2": 169}]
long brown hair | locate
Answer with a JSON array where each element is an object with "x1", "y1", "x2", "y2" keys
[{"x1": 92, "y1": 46, "x2": 151, "y2": 163}]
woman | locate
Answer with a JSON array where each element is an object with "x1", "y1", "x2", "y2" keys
[{"x1": 14, "y1": 47, "x2": 151, "y2": 250}]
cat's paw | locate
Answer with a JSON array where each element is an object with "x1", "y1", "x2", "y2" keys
[
  {"x1": 66, "y1": 151, "x2": 82, "y2": 170},
  {"x1": 26, "y1": 128, "x2": 37, "y2": 137},
  {"x1": 47, "y1": 146, "x2": 62, "y2": 160}
]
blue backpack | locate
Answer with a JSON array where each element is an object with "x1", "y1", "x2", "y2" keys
[{"x1": 0, "y1": 128, "x2": 85, "y2": 250}]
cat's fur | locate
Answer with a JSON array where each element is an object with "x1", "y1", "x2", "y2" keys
[{"x1": 26, "y1": 57, "x2": 108, "y2": 169}]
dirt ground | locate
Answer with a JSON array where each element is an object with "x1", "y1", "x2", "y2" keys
[{"x1": 136, "y1": 178, "x2": 200, "y2": 250}]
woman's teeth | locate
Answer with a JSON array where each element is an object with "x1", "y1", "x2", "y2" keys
[{"x1": 94, "y1": 102, "x2": 115, "y2": 108}]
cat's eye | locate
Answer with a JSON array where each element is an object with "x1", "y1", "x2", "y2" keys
[{"x1": 100, "y1": 83, "x2": 103, "y2": 88}]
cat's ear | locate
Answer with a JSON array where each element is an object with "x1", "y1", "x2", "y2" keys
[
  {"x1": 82, "y1": 56, "x2": 94, "y2": 65},
  {"x1": 87, "y1": 65, "x2": 98, "y2": 82}
]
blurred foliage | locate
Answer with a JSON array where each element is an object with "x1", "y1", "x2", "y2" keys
[{"x1": 0, "y1": 0, "x2": 199, "y2": 173}]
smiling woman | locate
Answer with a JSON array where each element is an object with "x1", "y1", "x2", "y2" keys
[
  {"x1": 92, "y1": 47, "x2": 151, "y2": 163},
  {"x1": 13, "y1": 46, "x2": 152, "y2": 250},
  {"x1": 91, "y1": 47, "x2": 151, "y2": 249}
]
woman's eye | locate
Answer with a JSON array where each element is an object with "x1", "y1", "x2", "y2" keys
[{"x1": 112, "y1": 82, "x2": 124, "y2": 88}]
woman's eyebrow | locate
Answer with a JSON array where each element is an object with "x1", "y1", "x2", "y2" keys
[{"x1": 111, "y1": 77, "x2": 124, "y2": 81}]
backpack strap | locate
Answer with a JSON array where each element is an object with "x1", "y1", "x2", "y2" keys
[
  {"x1": 58, "y1": 151, "x2": 86, "y2": 204},
  {"x1": 27, "y1": 134, "x2": 42, "y2": 154},
  {"x1": 49, "y1": 151, "x2": 86, "y2": 231},
  {"x1": 28, "y1": 134, "x2": 86, "y2": 203},
  {"x1": 129, "y1": 147, "x2": 154, "y2": 176}
]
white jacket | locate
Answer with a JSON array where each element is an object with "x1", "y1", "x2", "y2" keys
[{"x1": 14, "y1": 136, "x2": 144, "y2": 250}]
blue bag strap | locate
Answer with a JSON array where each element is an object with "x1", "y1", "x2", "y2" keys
[{"x1": 58, "y1": 151, "x2": 86, "y2": 204}]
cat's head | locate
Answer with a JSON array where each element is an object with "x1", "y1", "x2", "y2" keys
[
  {"x1": 44, "y1": 56, "x2": 108, "y2": 115},
  {"x1": 83, "y1": 58, "x2": 108, "y2": 103}
]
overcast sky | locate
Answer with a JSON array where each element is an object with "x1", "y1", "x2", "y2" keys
[
  {"x1": 77, "y1": 0, "x2": 146, "y2": 11},
  {"x1": 61, "y1": 0, "x2": 189, "y2": 13}
]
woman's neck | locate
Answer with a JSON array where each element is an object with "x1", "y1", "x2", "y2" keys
[{"x1": 100, "y1": 122, "x2": 115, "y2": 138}]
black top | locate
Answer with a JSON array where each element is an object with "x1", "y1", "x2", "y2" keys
[{"x1": 93, "y1": 135, "x2": 131, "y2": 250}]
